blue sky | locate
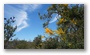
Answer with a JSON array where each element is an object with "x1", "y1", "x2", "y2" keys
[{"x1": 4, "y1": 4, "x2": 59, "y2": 41}]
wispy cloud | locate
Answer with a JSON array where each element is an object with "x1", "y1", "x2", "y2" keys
[
  {"x1": 49, "y1": 14, "x2": 61, "y2": 23},
  {"x1": 15, "y1": 11, "x2": 28, "y2": 32},
  {"x1": 23, "y1": 4, "x2": 41, "y2": 12},
  {"x1": 4, "y1": 4, "x2": 41, "y2": 32},
  {"x1": 17, "y1": 21, "x2": 28, "y2": 32}
]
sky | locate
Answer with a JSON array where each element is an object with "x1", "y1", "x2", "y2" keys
[{"x1": 4, "y1": 4, "x2": 59, "y2": 41}]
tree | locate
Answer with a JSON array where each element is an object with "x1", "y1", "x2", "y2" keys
[
  {"x1": 33, "y1": 35, "x2": 42, "y2": 48},
  {"x1": 4, "y1": 17, "x2": 17, "y2": 48},
  {"x1": 39, "y1": 4, "x2": 84, "y2": 49}
]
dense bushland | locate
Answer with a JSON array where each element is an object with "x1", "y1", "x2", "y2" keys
[{"x1": 4, "y1": 4, "x2": 84, "y2": 49}]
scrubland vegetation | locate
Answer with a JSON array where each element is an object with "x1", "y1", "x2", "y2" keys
[{"x1": 4, "y1": 4, "x2": 84, "y2": 49}]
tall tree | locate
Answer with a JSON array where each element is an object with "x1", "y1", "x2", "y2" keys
[{"x1": 39, "y1": 4, "x2": 84, "y2": 49}]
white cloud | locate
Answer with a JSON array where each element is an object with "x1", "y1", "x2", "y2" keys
[
  {"x1": 4, "y1": 4, "x2": 41, "y2": 32},
  {"x1": 15, "y1": 11, "x2": 28, "y2": 32},
  {"x1": 17, "y1": 21, "x2": 28, "y2": 32},
  {"x1": 49, "y1": 14, "x2": 61, "y2": 23},
  {"x1": 22, "y1": 4, "x2": 41, "y2": 12}
]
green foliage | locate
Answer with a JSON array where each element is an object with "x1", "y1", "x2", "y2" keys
[
  {"x1": 39, "y1": 4, "x2": 84, "y2": 49},
  {"x1": 4, "y1": 17, "x2": 17, "y2": 48},
  {"x1": 15, "y1": 40, "x2": 29, "y2": 49},
  {"x1": 33, "y1": 35, "x2": 42, "y2": 49},
  {"x1": 43, "y1": 37, "x2": 59, "y2": 49},
  {"x1": 4, "y1": 4, "x2": 84, "y2": 49}
]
